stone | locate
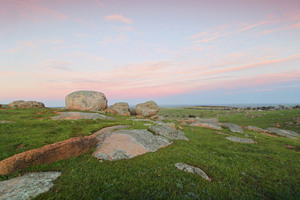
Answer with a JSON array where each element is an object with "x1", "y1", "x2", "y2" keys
[
  {"x1": 214, "y1": 131, "x2": 229, "y2": 135},
  {"x1": 8, "y1": 100, "x2": 45, "y2": 109},
  {"x1": 155, "y1": 122, "x2": 176, "y2": 129},
  {"x1": 246, "y1": 126, "x2": 270, "y2": 133},
  {"x1": 149, "y1": 126, "x2": 188, "y2": 141},
  {"x1": 134, "y1": 101, "x2": 160, "y2": 117},
  {"x1": 105, "y1": 102, "x2": 130, "y2": 116},
  {"x1": 222, "y1": 123, "x2": 244, "y2": 133},
  {"x1": 175, "y1": 163, "x2": 211, "y2": 181},
  {"x1": 65, "y1": 90, "x2": 107, "y2": 111},
  {"x1": 190, "y1": 122, "x2": 222, "y2": 130},
  {"x1": 0, "y1": 172, "x2": 61, "y2": 200},
  {"x1": 0, "y1": 135, "x2": 97, "y2": 175},
  {"x1": 196, "y1": 118, "x2": 219, "y2": 123},
  {"x1": 92, "y1": 129, "x2": 172, "y2": 161},
  {"x1": 266, "y1": 128, "x2": 300, "y2": 139},
  {"x1": 51, "y1": 112, "x2": 115, "y2": 120},
  {"x1": 226, "y1": 136, "x2": 256, "y2": 143},
  {"x1": 0, "y1": 121, "x2": 15, "y2": 123}
]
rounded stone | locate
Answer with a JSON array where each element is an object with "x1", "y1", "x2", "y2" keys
[
  {"x1": 134, "y1": 101, "x2": 160, "y2": 117},
  {"x1": 65, "y1": 90, "x2": 108, "y2": 111}
]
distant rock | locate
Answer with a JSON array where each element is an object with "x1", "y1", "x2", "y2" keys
[
  {"x1": 0, "y1": 121, "x2": 15, "y2": 123},
  {"x1": 155, "y1": 122, "x2": 176, "y2": 129},
  {"x1": 196, "y1": 118, "x2": 219, "y2": 123},
  {"x1": 175, "y1": 163, "x2": 211, "y2": 181},
  {"x1": 0, "y1": 172, "x2": 61, "y2": 200},
  {"x1": 135, "y1": 101, "x2": 160, "y2": 117},
  {"x1": 246, "y1": 126, "x2": 270, "y2": 133},
  {"x1": 65, "y1": 90, "x2": 107, "y2": 111},
  {"x1": 149, "y1": 125, "x2": 188, "y2": 141},
  {"x1": 8, "y1": 100, "x2": 45, "y2": 109},
  {"x1": 92, "y1": 129, "x2": 172, "y2": 161},
  {"x1": 105, "y1": 102, "x2": 130, "y2": 116},
  {"x1": 51, "y1": 112, "x2": 115, "y2": 120},
  {"x1": 222, "y1": 123, "x2": 244, "y2": 133},
  {"x1": 226, "y1": 136, "x2": 256, "y2": 143},
  {"x1": 266, "y1": 128, "x2": 299, "y2": 139},
  {"x1": 190, "y1": 122, "x2": 222, "y2": 130}
]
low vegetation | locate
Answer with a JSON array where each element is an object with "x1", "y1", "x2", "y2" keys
[{"x1": 0, "y1": 107, "x2": 299, "y2": 199}]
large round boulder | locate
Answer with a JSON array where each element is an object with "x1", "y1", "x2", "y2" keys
[
  {"x1": 8, "y1": 100, "x2": 45, "y2": 108},
  {"x1": 135, "y1": 101, "x2": 160, "y2": 117},
  {"x1": 105, "y1": 102, "x2": 130, "y2": 116},
  {"x1": 65, "y1": 90, "x2": 107, "y2": 111}
]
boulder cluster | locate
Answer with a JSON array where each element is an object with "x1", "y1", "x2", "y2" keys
[
  {"x1": 65, "y1": 90, "x2": 160, "y2": 117},
  {"x1": 7, "y1": 90, "x2": 160, "y2": 117}
]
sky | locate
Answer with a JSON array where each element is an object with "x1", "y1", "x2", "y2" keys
[{"x1": 0, "y1": 0, "x2": 300, "y2": 107}]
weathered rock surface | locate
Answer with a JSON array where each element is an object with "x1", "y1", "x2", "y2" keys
[
  {"x1": 105, "y1": 102, "x2": 130, "y2": 116},
  {"x1": 266, "y1": 128, "x2": 300, "y2": 139},
  {"x1": 92, "y1": 129, "x2": 172, "y2": 161},
  {"x1": 226, "y1": 136, "x2": 256, "y2": 143},
  {"x1": 175, "y1": 163, "x2": 211, "y2": 181},
  {"x1": 149, "y1": 126, "x2": 188, "y2": 141},
  {"x1": 0, "y1": 172, "x2": 61, "y2": 200},
  {"x1": 0, "y1": 136, "x2": 97, "y2": 175},
  {"x1": 135, "y1": 101, "x2": 160, "y2": 117},
  {"x1": 190, "y1": 122, "x2": 222, "y2": 130},
  {"x1": 196, "y1": 118, "x2": 219, "y2": 123},
  {"x1": 8, "y1": 100, "x2": 45, "y2": 109},
  {"x1": 247, "y1": 126, "x2": 270, "y2": 133},
  {"x1": 129, "y1": 107, "x2": 136, "y2": 115},
  {"x1": 155, "y1": 122, "x2": 176, "y2": 129},
  {"x1": 65, "y1": 90, "x2": 107, "y2": 111},
  {"x1": 51, "y1": 112, "x2": 115, "y2": 120},
  {"x1": 222, "y1": 123, "x2": 244, "y2": 133}
]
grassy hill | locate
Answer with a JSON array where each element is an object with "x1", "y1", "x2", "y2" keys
[{"x1": 0, "y1": 107, "x2": 299, "y2": 199}]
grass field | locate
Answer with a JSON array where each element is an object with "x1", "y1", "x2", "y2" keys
[{"x1": 0, "y1": 107, "x2": 299, "y2": 199}]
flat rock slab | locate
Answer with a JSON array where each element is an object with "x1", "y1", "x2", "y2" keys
[
  {"x1": 92, "y1": 129, "x2": 172, "y2": 161},
  {"x1": 149, "y1": 126, "x2": 188, "y2": 141},
  {"x1": 247, "y1": 126, "x2": 278, "y2": 137},
  {"x1": 0, "y1": 172, "x2": 61, "y2": 200},
  {"x1": 226, "y1": 136, "x2": 256, "y2": 143},
  {"x1": 266, "y1": 128, "x2": 299, "y2": 139},
  {"x1": 175, "y1": 163, "x2": 211, "y2": 181},
  {"x1": 190, "y1": 122, "x2": 222, "y2": 130},
  {"x1": 222, "y1": 123, "x2": 244, "y2": 133},
  {"x1": 0, "y1": 121, "x2": 15, "y2": 123},
  {"x1": 196, "y1": 118, "x2": 219, "y2": 123},
  {"x1": 51, "y1": 112, "x2": 115, "y2": 120}
]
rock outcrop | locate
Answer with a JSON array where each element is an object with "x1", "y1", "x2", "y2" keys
[
  {"x1": 0, "y1": 172, "x2": 61, "y2": 200},
  {"x1": 135, "y1": 101, "x2": 159, "y2": 117},
  {"x1": 175, "y1": 163, "x2": 211, "y2": 181},
  {"x1": 226, "y1": 136, "x2": 256, "y2": 143},
  {"x1": 8, "y1": 100, "x2": 45, "y2": 109},
  {"x1": 105, "y1": 102, "x2": 130, "y2": 116},
  {"x1": 92, "y1": 129, "x2": 172, "y2": 161},
  {"x1": 149, "y1": 126, "x2": 188, "y2": 141},
  {"x1": 266, "y1": 128, "x2": 299, "y2": 139},
  {"x1": 222, "y1": 123, "x2": 244, "y2": 133},
  {"x1": 51, "y1": 112, "x2": 115, "y2": 120},
  {"x1": 65, "y1": 90, "x2": 107, "y2": 111},
  {"x1": 0, "y1": 136, "x2": 97, "y2": 175}
]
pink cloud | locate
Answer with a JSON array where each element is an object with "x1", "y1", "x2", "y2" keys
[
  {"x1": 99, "y1": 34, "x2": 128, "y2": 44},
  {"x1": 93, "y1": 0, "x2": 102, "y2": 7},
  {"x1": 104, "y1": 14, "x2": 133, "y2": 23}
]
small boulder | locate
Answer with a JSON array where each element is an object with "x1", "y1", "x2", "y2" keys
[
  {"x1": 175, "y1": 163, "x2": 211, "y2": 181},
  {"x1": 222, "y1": 123, "x2": 244, "y2": 133},
  {"x1": 190, "y1": 122, "x2": 222, "y2": 130},
  {"x1": 0, "y1": 172, "x2": 61, "y2": 200},
  {"x1": 105, "y1": 102, "x2": 130, "y2": 116},
  {"x1": 135, "y1": 101, "x2": 160, "y2": 117},
  {"x1": 226, "y1": 136, "x2": 256, "y2": 143},
  {"x1": 247, "y1": 126, "x2": 270, "y2": 133},
  {"x1": 8, "y1": 100, "x2": 45, "y2": 109},
  {"x1": 65, "y1": 90, "x2": 107, "y2": 111},
  {"x1": 149, "y1": 125, "x2": 188, "y2": 141}
]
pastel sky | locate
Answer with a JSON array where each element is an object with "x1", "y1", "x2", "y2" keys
[{"x1": 1, "y1": 0, "x2": 300, "y2": 106}]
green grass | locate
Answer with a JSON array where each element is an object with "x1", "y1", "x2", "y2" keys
[{"x1": 0, "y1": 107, "x2": 299, "y2": 199}]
